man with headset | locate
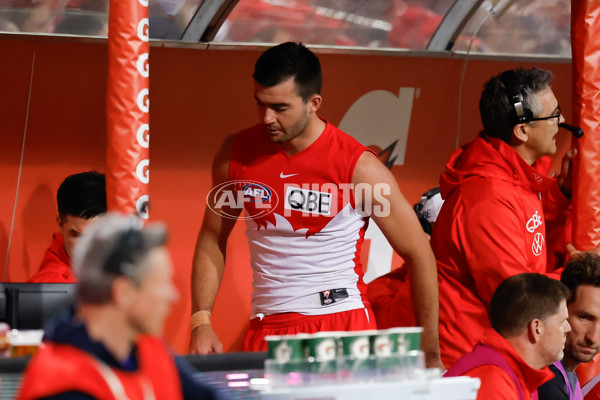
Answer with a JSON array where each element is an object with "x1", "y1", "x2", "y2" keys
[{"x1": 430, "y1": 67, "x2": 576, "y2": 367}]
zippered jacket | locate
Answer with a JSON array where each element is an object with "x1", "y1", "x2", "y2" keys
[{"x1": 433, "y1": 134, "x2": 570, "y2": 367}]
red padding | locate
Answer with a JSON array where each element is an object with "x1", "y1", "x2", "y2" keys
[
  {"x1": 106, "y1": 0, "x2": 150, "y2": 218},
  {"x1": 571, "y1": 0, "x2": 600, "y2": 249}
]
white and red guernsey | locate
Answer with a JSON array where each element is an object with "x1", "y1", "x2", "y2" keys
[{"x1": 229, "y1": 120, "x2": 375, "y2": 318}]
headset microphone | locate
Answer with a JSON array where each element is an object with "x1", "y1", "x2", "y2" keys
[{"x1": 558, "y1": 123, "x2": 584, "y2": 139}]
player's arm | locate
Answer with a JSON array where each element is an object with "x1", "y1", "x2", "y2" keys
[
  {"x1": 189, "y1": 135, "x2": 241, "y2": 354},
  {"x1": 353, "y1": 152, "x2": 443, "y2": 369}
]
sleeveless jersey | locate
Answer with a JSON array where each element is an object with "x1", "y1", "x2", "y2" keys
[{"x1": 229, "y1": 120, "x2": 374, "y2": 317}]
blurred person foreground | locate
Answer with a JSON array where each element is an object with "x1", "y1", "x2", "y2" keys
[{"x1": 19, "y1": 213, "x2": 223, "y2": 400}]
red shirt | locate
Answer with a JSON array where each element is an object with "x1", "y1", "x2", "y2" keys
[{"x1": 28, "y1": 232, "x2": 76, "y2": 283}]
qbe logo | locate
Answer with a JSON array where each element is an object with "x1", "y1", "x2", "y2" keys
[
  {"x1": 207, "y1": 180, "x2": 278, "y2": 220},
  {"x1": 284, "y1": 186, "x2": 332, "y2": 216}
]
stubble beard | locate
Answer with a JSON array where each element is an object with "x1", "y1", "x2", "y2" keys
[{"x1": 267, "y1": 111, "x2": 311, "y2": 144}]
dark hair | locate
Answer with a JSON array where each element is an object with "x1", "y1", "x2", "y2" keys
[
  {"x1": 57, "y1": 171, "x2": 107, "y2": 219},
  {"x1": 253, "y1": 42, "x2": 322, "y2": 103},
  {"x1": 74, "y1": 214, "x2": 167, "y2": 304},
  {"x1": 490, "y1": 273, "x2": 569, "y2": 337},
  {"x1": 561, "y1": 253, "x2": 600, "y2": 304},
  {"x1": 479, "y1": 67, "x2": 554, "y2": 143}
]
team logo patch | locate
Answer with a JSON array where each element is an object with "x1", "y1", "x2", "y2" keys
[
  {"x1": 526, "y1": 211, "x2": 543, "y2": 233},
  {"x1": 532, "y1": 232, "x2": 545, "y2": 256},
  {"x1": 319, "y1": 288, "x2": 349, "y2": 306}
]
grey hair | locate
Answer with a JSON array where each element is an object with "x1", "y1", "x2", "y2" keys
[{"x1": 72, "y1": 213, "x2": 167, "y2": 304}]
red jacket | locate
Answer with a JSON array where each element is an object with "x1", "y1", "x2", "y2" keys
[
  {"x1": 367, "y1": 265, "x2": 416, "y2": 328},
  {"x1": 585, "y1": 378, "x2": 600, "y2": 400},
  {"x1": 18, "y1": 336, "x2": 183, "y2": 399},
  {"x1": 449, "y1": 329, "x2": 554, "y2": 400},
  {"x1": 432, "y1": 134, "x2": 570, "y2": 367},
  {"x1": 28, "y1": 232, "x2": 76, "y2": 283}
]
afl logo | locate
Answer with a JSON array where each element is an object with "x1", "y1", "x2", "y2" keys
[
  {"x1": 242, "y1": 183, "x2": 272, "y2": 202},
  {"x1": 532, "y1": 232, "x2": 545, "y2": 256},
  {"x1": 207, "y1": 180, "x2": 278, "y2": 221}
]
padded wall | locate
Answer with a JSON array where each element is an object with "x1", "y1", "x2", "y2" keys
[{"x1": 0, "y1": 36, "x2": 573, "y2": 353}]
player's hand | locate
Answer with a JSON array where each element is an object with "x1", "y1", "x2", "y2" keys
[
  {"x1": 567, "y1": 243, "x2": 600, "y2": 258},
  {"x1": 189, "y1": 325, "x2": 223, "y2": 355},
  {"x1": 557, "y1": 148, "x2": 577, "y2": 198},
  {"x1": 424, "y1": 352, "x2": 445, "y2": 371},
  {"x1": 566, "y1": 243, "x2": 581, "y2": 258},
  {"x1": 421, "y1": 332, "x2": 444, "y2": 370}
]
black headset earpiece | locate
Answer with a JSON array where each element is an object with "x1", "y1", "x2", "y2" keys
[
  {"x1": 500, "y1": 70, "x2": 533, "y2": 124},
  {"x1": 422, "y1": 187, "x2": 441, "y2": 199}
]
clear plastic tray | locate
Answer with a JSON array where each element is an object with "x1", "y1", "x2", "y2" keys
[{"x1": 263, "y1": 350, "x2": 427, "y2": 388}]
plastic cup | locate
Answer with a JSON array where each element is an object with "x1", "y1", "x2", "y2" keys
[
  {"x1": 339, "y1": 330, "x2": 372, "y2": 360},
  {"x1": 386, "y1": 327, "x2": 423, "y2": 354},
  {"x1": 9, "y1": 329, "x2": 43, "y2": 358},
  {"x1": 265, "y1": 334, "x2": 307, "y2": 362}
]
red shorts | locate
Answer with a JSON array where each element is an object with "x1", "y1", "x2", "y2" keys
[{"x1": 243, "y1": 307, "x2": 377, "y2": 352}]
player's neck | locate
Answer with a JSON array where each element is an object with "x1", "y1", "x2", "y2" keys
[
  {"x1": 562, "y1": 354, "x2": 580, "y2": 373},
  {"x1": 512, "y1": 143, "x2": 540, "y2": 166},
  {"x1": 280, "y1": 117, "x2": 326, "y2": 156},
  {"x1": 506, "y1": 335, "x2": 547, "y2": 370},
  {"x1": 77, "y1": 304, "x2": 136, "y2": 362}
]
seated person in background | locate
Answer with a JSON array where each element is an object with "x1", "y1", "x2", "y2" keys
[
  {"x1": 28, "y1": 170, "x2": 106, "y2": 283},
  {"x1": 19, "y1": 213, "x2": 222, "y2": 400},
  {"x1": 367, "y1": 187, "x2": 443, "y2": 328},
  {"x1": 538, "y1": 253, "x2": 600, "y2": 400},
  {"x1": 445, "y1": 273, "x2": 571, "y2": 400}
]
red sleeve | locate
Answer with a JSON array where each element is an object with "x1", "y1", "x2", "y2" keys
[
  {"x1": 462, "y1": 195, "x2": 533, "y2": 305},
  {"x1": 465, "y1": 365, "x2": 518, "y2": 400},
  {"x1": 28, "y1": 270, "x2": 76, "y2": 283},
  {"x1": 543, "y1": 179, "x2": 571, "y2": 272},
  {"x1": 586, "y1": 385, "x2": 600, "y2": 400},
  {"x1": 28, "y1": 236, "x2": 76, "y2": 283}
]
